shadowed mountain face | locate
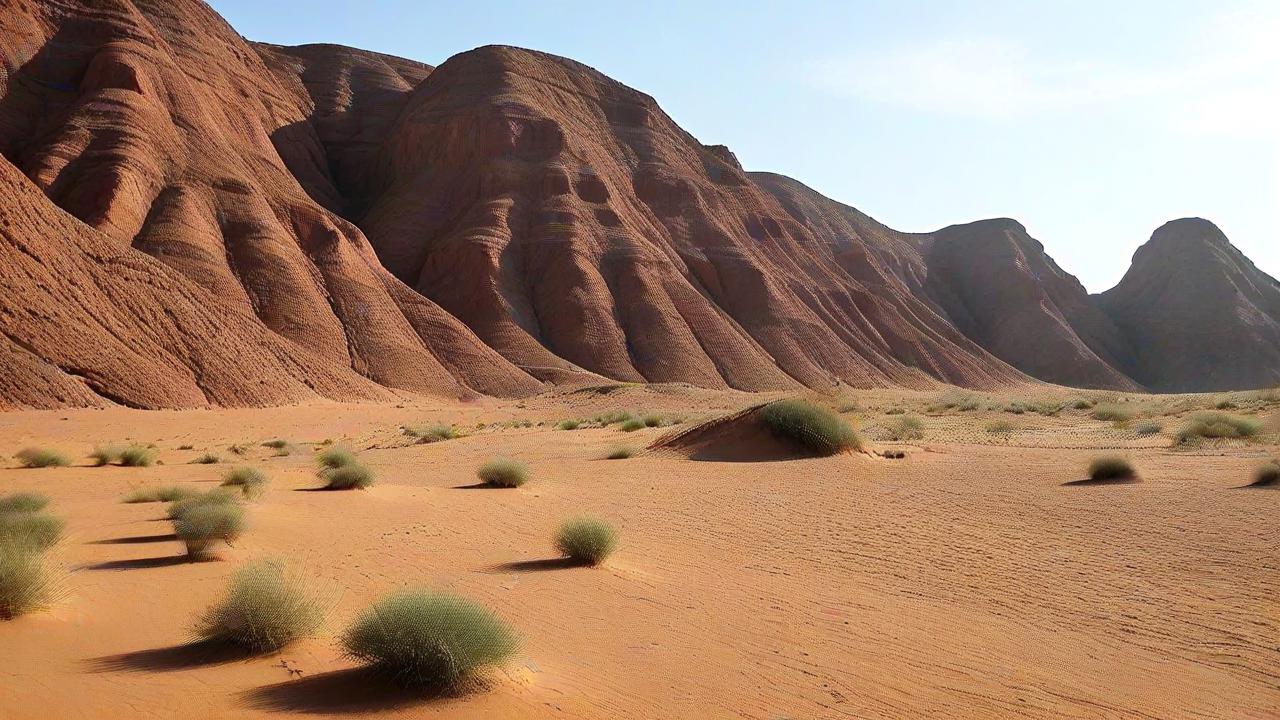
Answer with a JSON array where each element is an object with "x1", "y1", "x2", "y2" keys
[{"x1": 0, "y1": 0, "x2": 1274, "y2": 408}]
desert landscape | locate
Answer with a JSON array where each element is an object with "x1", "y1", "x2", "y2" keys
[{"x1": 2, "y1": 0, "x2": 1279, "y2": 717}]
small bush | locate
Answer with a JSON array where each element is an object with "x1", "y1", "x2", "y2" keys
[
  {"x1": 122, "y1": 485, "x2": 199, "y2": 504},
  {"x1": 321, "y1": 464, "x2": 374, "y2": 490},
  {"x1": 173, "y1": 503, "x2": 245, "y2": 559},
  {"x1": 0, "y1": 512, "x2": 65, "y2": 551},
  {"x1": 604, "y1": 445, "x2": 635, "y2": 460},
  {"x1": 642, "y1": 414, "x2": 664, "y2": 428},
  {"x1": 195, "y1": 558, "x2": 326, "y2": 652},
  {"x1": 117, "y1": 445, "x2": 155, "y2": 467},
  {"x1": 262, "y1": 439, "x2": 290, "y2": 450},
  {"x1": 594, "y1": 410, "x2": 635, "y2": 426},
  {"x1": 1214, "y1": 399, "x2": 1238, "y2": 410},
  {"x1": 1176, "y1": 413, "x2": 1262, "y2": 443},
  {"x1": 0, "y1": 547, "x2": 55, "y2": 619},
  {"x1": 90, "y1": 446, "x2": 122, "y2": 466},
  {"x1": 222, "y1": 467, "x2": 269, "y2": 499},
  {"x1": 985, "y1": 420, "x2": 1014, "y2": 434},
  {"x1": 414, "y1": 425, "x2": 458, "y2": 443},
  {"x1": 1087, "y1": 455, "x2": 1135, "y2": 481},
  {"x1": 555, "y1": 419, "x2": 581, "y2": 431},
  {"x1": 1133, "y1": 421, "x2": 1162, "y2": 436},
  {"x1": 555, "y1": 517, "x2": 618, "y2": 565},
  {"x1": 167, "y1": 491, "x2": 238, "y2": 521},
  {"x1": 1251, "y1": 461, "x2": 1280, "y2": 487},
  {"x1": 341, "y1": 591, "x2": 517, "y2": 688},
  {"x1": 191, "y1": 453, "x2": 221, "y2": 464},
  {"x1": 14, "y1": 448, "x2": 68, "y2": 468},
  {"x1": 477, "y1": 458, "x2": 528, "y2": 488},
  {"x1": 1090, "y1": 405, "x2": 1134, "y2": 423},
  {"x1": 618, "y1": 419, "x2": 645, "y2": 432},
  {"x1": 886, "y1": 415, "x2": 925, "y2": 441},
  {"x1": 1070, "y1": 398, "x2": 1096, "y2": 410},
  {"x1": 760, "y1": 399, "x2": 860, "y2": 455},
  {"x1": 316, "y1": 447, "x2": 357, "y2": 470},
  {"x1": 0, "y1": 493, "x2": 48, "y2": 514}
]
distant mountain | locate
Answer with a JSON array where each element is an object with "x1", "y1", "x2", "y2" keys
[{"x1": 0, "y1": 0, "x2": 1274, "y2": 408}]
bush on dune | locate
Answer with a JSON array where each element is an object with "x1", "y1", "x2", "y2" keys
[
  {"x1": 760, "y1": 399, "x2": 860, "y2": 455},
  {"x1": 1175, "y1": 412, "x2": 1262, "y2": 444},
  {"x1": 0, "y1": 546, "x2": 56, "y2": 620},
  {"x1": 167, "y1": 490, "x2": 239, "y2": 521},
  {"x1": 221, "y1": 467, "x2": 269, "y2": 499},
  {"x1": 477, "y1": 458, "x2": 528, "y2": 488},
  {"x1": 117, "y1": 445, "x2": 155, "y2": 467},
  {"x1": 321, "y1": 463, "x2": 374, "y2": 490},
  {"x1": 341, "y1": 591, "x2": 518, "y2": 689},
  {"x1": 14, "y1": 448, "x2": 68, "y2": 469},
  {"x1": 122, "y1": 485, "x2": 199, "y2": 504},
  {"x1": 554, "y1": 517, "x2": 618, "y2": 565},
  {"x1": 90, "y1": 446, "x2": 122, "y2": 466},
  {"x1": 604, "y1": 445, "x2": 635, "y2": 460},
  {"x1": 173, "y1": 502, "x2": 245, "y2": 559},
  {"x1": 1090, "y1": 405, "x2": 1133, "y2": 423},
  {"x1": 0, "y1": 511, "x2": 65, "y2": 551},
  {"x1": 886, "y1": 415, "x2": 925, "y2": 441},
  {"x1": 1087, "y1": 455, "x2": 1136, "y2": 481},
  {"x1": 195, "y1": 558, "x2": 327, "y2": 652},
  {"x1": 316, "y1": 447, "x2": 357, "y2": 470},
  {"x1": 191, "y1": 453, "x2": 221, "y2": 464},
  {"x1": 617, "y1": 419, "x2": 645, "y2": 432},
  {"x1": 0, "y1": 493, "x2": 48, "y2": 514}
]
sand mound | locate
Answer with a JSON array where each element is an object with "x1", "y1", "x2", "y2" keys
[{"x1": 650, "y1": 405, "x2": 821, "y2": 462}]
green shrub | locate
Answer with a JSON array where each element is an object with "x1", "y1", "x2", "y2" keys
[
  {"x1": 1214, "y1": 398, "x2": 1238, "y2": 410},
  {"x1": 1087, "y1": 455, "x2": 1135, "y2": 481},
  {"x1": 618, "y1": 419, "x2": 645, "y2": 432},
  {"x1": 1133, "y1": 421, "x2": 1162, "y2": 436},
  {"x1": 414, "y1": 425, "x2": 458, "y2": 443},
  {"x1": 884, "y1": 407, "x2": 906, "y2": 415},
  {"x1": 262, "y1": 439, "x2": 290, "y2": 450},
  {"x1": 90, "y1": 446, "x2": 122, "y2": 466},
  {"x1": 0, "y1": 547, "x2": 55, "y2": 620},
  {"x1": 642, "y1": 414, "x2": 664, "y2": 428},
  {"x1": 14, "y1": 448, "x2": 68, "y2": 468},
  {"x1": 604, "y1": 445, "x2": 635, "y2": 460},
  {"x1": 0, "y1": 512, "x2": 65, "y2": 551},
  {"x1": 316, "y1": 447, "x2": 357, "y2": 470},
  {"x1": 222, "y1": 467, "x2": 269, "y2": 499},
  {"x1": 173, "y1": 503, "x2": 246, "y2": 559},
  {"x1": 321, "y1": 464, "x2": 374, "y2": 490},
  {"x1": 1176, "y1": 413, "x2": 1262, "y2": 443},
  {"x1": 594, "y1": 410, "x2": 635, "y2": 426},
  {"x1": 555, "y1": 419, "x2": 581, "y2": 431},
  {"x1": 117, "y1": 445, "x2": 155, "y2": 467},
  {"x1": 477, "y1": 458, "x2": 528, "y2": 488},
  {"x1": 0, "y1": 493, "x2": 48, "y2": 514},
  {"x1": 191, "y1": 453, "x2": 221, "y2": 464},
  {"x1": 886, "y1": 415, "x2": 925, "y2": 441},
  {"x1": 341, "y1": 591, "x2": 517, "y2": 688},
  {"x1": 760, "y1": 399, "x2": 860, "y2": 455},
  {"x1": 554, "y1": 517, "x2": 617, "y2": 565},
  {"x1": 195, "y1": 558, "x2": 326, "y2": 652},
  {"x1": 1090, "y1": 405, "x2": 1133, "y2": 423},
  {"x1": 122, "y1": 485, "x2": 199, "y2": 504},
  {"x1": 167, "y1": 491, "x2": 238, "y2": 521},
  {"x1": 1070, "y1": 398, "x2": 1096, "y2": 410},
  {"x1": 1251, "y1": 461, "x2": 1280, "y2": 487}
]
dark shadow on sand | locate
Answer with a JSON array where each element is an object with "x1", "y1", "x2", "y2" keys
[
  {"x1": 241, "y1": 666, "x2": 460, "y2": 714},
  {"x1": 85, "y1": 639, "x2": 256, "y2": 672},
  {"x1": 1061, "y1": 477, "x2": 1140, "y2": 487},
  {"x1": 451, "y1": 482, "x2": 505, "y2": 490},
  {"x1": 88, "y1": 533, "x2": 178, "y2": 545},
  {"x1": 489, "y1": 557, "x2": 581, "y2": 573},
  {"x1": 82, "y1": 554, "x2": 201, "y2": 570}
]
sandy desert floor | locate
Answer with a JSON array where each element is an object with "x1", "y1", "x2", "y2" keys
[{"x1": 0, "y1": 384, "x2": 1277, "y2": 719}]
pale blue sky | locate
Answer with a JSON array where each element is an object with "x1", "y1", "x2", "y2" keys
[{"x1": 211, "y1": 0, "x2": 1279, "y2": 291}]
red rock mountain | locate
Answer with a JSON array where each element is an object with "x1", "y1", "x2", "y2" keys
[{"x1": 0, "y1": 0, "x2": 1274, "y2": 408}]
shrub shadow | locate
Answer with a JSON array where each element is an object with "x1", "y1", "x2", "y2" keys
[
  {"x1": 86, "y1": 639, "x2": 254, "y2": 672},
  {"x1": 452, "y1": 482, "x2": 502, "y2": 490},
  {"x1": 88, "y1": 533, "x2": 178, "y2": 545},
  {"x1": 1061, "y1": 477, "x2": 1140, "y2": 487},
  {"x1": 82, "y1": 554, "x2": 203, "y2": 570},
  {"x1": 242, "y1": 666, "x2": 459, "y2": 713},
  {"x1": 489, "y1": 557, "x2": 581, "y2": 573}
]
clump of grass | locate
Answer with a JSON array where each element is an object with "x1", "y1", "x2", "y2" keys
[
  {"x1": 554, "y1": 517, "x2": 618, "y2": 565},
  {"x1": 341, "y1": 591, "x2": 517, "y2": 689},
  {"x1": 117, "y1": 445, "x2": 155, "y2": 467},
  {"x1": 1087, "y1": 455, "x2": 1136, "y2": 481},
  {"x1": 122, "y1": 485, "x2": 199, "y2": 504},
  {"x1": 1214, "y1": 398, "x2": 1238, "y2": 410},
  {"x1": 222, "y1": 467, "x2": 269, "y2": 499},
  {"x1": 90, "y1": 446, "x2": 122, "y2": 466},
  {"x1": 167, "y1": 490, "x2": 238, "y2": 521},
  {"x1": 414, "y1": 425, "x2": 459, "y2": 443},
  {"x1": 262, "y1": 439, "x2": 290, "y2": 450},
  {"x1": 477, "y1": 458, "x2": 528, "y2": 488},
  {"x1": 0, "y1": 546, "x2": 56, "y2": 620},
  {"x1": 0, "y1": 493, "x2": 48, "y2": 514},
  {"x1": 173, "y1": 502, "x2": 245, "y2": 559},
  {"x1": 316, "y1": 447, "x2": 357, "y2": 470},
  {"x1": 618, "y1": 419, "x2": 645, "y2": 432},
  {"x1": 642, "y1": 414, "x2": 664, "y2": 428},
  {"x1": 555, "y1": 419, "x2": 581, "y2": 431},
  {"x1": 14, "y1": 447, "x2": 68, "y2": 468},
  {"x1": 604, "y1": 445, "x2": 635, "y2": 460},
  {"x1": 0, "y1": 512, "x2": 65, "y2": 551},
  {"x1": 1176, "y1": 412, "x2": 1262, "y2": 444},
  {"x1": 321, "y1": 464, "x2": 374, "y2": 490},
  {"x1": 1070, "y1": 398, "x2": 1096, "y2": 410},
  {"x1": 191, "y1": 453, "x2": 221, "y2": 464},
  {"x1": 1250, "y1": 461, "x2": 1280, "y2": 487},
  {"x1": 228, "y1": 443, "x2": 250, "y2": 456},
  {"x1": 985, "y1": 420, "x2": 1014, "y2": 434},
  {"x1": 195, "y1": 558, "x2": 327, "y2": 652},
  {"x1": 760, "y1": 399, "x2": 860, "y2": 455},
  {"x1": 1090, "y1": 405, "x2": 1134, "y2": 423},
  {"x1": 594, "y1": 410, "x2": 635, "y2": 426},
  {"x1": 885, "y1": 415, "x2": 925, "y2": 441},
  {"x1": 1132, "y1": 421, "x2": 1162, "y2": 436}
]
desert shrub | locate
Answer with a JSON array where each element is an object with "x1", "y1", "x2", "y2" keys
[
  {"x1": 1087, "y1": 455, "x2": 1135, "y2": 481},
  {"x1": 1251, "y1": 461, "x2": 1280, "y2": 487},
  {"x1": 618, "y1": 419, "x2": 645, "y2": 432},
  {"x1": 321, "y1": 464, "x2": 374, "y2": 490},
  {"x1": 985, "y1": 420, "x2": 1014, "y2": 434},
  {"x1": 0, "y1": 512, "x2": 65, "y2": 551},
  {"x1": 884, "y1": 407, "x2": 906, "y2": 415},
  {"x1": 117, "y1": 445, "x2": 155, "y2": 467},
  {"x1": 477, "y1": 458, "x2": 528, "y2": 488},
  {"x1": 554, "y1": 517, "x2": 618, "y2": 565},
  {"x1": 555, "y1": 419, "x2": 581, "y2": 431},
  {"x1": 167, "y1": 490, "x2": 238, "y2": 521},
  {"x1": 195, "y1": 558, "x2": 327, "y2": 652},
  {"x1": 173, "y1": 503, "x2": 245, "y2": 559},
  {"x1": 341, "y1": 591, "x2": 517, "y2": 688},
  {"x1": 1214, "y1": 398, "x2": 1238, "y2": 410},
  {"x1": 1176, "y1": 412, "x2": 1262, "y2": 443},
  {"x1": 90, "y1": 446, "x2": 122, "y2": 466},
  {"x1": 262, "y1": 439, "x2": 290, "y2": 450},
  {"x1": 1004, "y1": 402, "x2": 1028, "y2": 415},
  {"x1": 222, "y1": 467, "x2": 269, "y2": 499},
  {"x1": 191, "y1": 453, "x2": 221, "y2": 464},
  {"x1": 1133, "y1": 421, "x2": 1162, "y2": 436},
  {"x1": 0, "y1": 493, "x2": 48, "y2": 514},
  {"x1": 122, "y1": 485, "x2": 198, "y2": 504},
  {"x1": 228, "y1": 443, "x2": 250, "y2": 456},
  {"x1": 604, "y1": 445, "x2": 635, "y2": 460},
  {"x1": 1090, "y1": 405, "x2": 1133, "y2": 423},
  {"x1": 1070, "y1": 398, "x2": 1096, "y2": 410},
  {"x1": 14, "y1": 448, "x2": 68, "y2": 469},
  {"x1": 760, "y1": 399, "x2": 860, "y2": 455},
  {"x1": 642, "y1": 414, "x2": 664, "y2": 428},
  {"x1": 885, "y1": 415, "x2": 925, "y2": 441},
  {"x1": 594, "y1": 410, "x2": 635, "y2": 426},
  {"x1": 316, "y1": 447, "x2": 357, "y2": 470},
  {"x1": 0, "y1": 547, "x2": 55, "y2": 620},
  {"x1": 414, "y1": 425, "x2": 458, "y2": 443}
]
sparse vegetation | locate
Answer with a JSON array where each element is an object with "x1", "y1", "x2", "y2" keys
[
  {"x1": 191, "y1": 453, "x2": 221, "y2": 464},
  {"x1": 195, "y1": 558, "x2": 327, "y2": 652},
  {"x1": 554, "y1": 517, "x2": 618, "y2": 565},
  {"x1": 642, "y1": 414, "x2": 664, "y2": 427},
  {"x1": 1090, "y1": 405, "x2": 1134, "y2": 423},
  {"x1": 618, "y1": 419, "x2": 645, "y2": 432},
  {"x1": 1251, "y1": 461, "x2": 1280, "y2": 487},
  {"x1": 760, "y1": 399, "x2": 860, "y2": 455},
  {"x1": 0, "y1": 546, "x2": 55, "y2": 620},
  {"x1": 321, "y1": 463, "x2": 374, "y2": 490},
  {"x1": 985, "y1": 420, "x2": 1014, "y2": 434},
  {"x1": 1133, "y1": 421, "x2": 1162, "y2": 436},
  {"x1": 0, "y1": 493, "x2": 48, "y2": 514},
  {"x1": 341, "y1": 591, "x2": 518, "y2": 688},
  {"x1": 167, "y1": 490, "x2": 238, "y2": 521},
  {"x1": 1214, "y1": 398, "x2": 1238, "y2": 410},
  {"x1": 0, "y1": 511, "x2": 65, "y2": 551},
  {"x1": 555, "y1": 419, "x2": 581, "y2": 431},
  {"x1": 316, "y1": 447, "x2": 357, "y2": 470},
  {"x1": 410, "y1": 425, "x2": 458, "y2": 443},
  {"x1": 173, "y1": 502, "x2": 246, "y2": 559},
  {"x1": 1070, "y1": 398, "x2": 1096, "y2": 410},
  {"x1": 262, "y1": 439, "x2": 290, "y2": 450},
  {"x1": 885, "y1": 415, "x2": 925, "y2": 441},
  {"x1": 1087, "y1": 455, "x2": 1136, "y2": 481},
  {"x1": 90, "y1": 446, "x2": 122, "y2": 466},
  {"x1": 604, "y1": 444, "x2": 635, "y2": 460},
  {"x1": 14, "y1": 447, "x2": 68, "y2": 468},
  {"x1": 477, "y1": 458, "x2": 528, "y2": 488},
  {"x1": 122, "y1": 485, "x2": 199, "y2": 504},
  {"x1": 221, "y1": 467, "x2": 268, "y2": 499},
  {"x1": 117, "y1": 445, "x2": 155, "y2": 467},
  {"x1": 593, "y1": 410, "x2": 635, "y2": 426},
  {"x1": 1175, "y1": 412, "x2": 1262, "y2": 444}
]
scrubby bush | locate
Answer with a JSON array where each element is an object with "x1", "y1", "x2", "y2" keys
[
  {"x1": 1214, "y1": 398, "x2": 1238, "y2": 410},
  {"x1": 167, "y1": 490, "x2": 238, "y2": 521},
  {"x1": 191, "y1": 453, "x2": 221, "y2": 464},
  {"x1": 228, "y1": 443, "x2": 250, "y2": 456},
  {"x1": 90, "y1": 446, "x2": 122, "y2": 466},
  {"x1": 0, "y1": 493, "x2": 48, "y2": 514},
  {"x1": 1133, "y1": 421, "x2": 1162, "y2": 436},
  {"x1": 14, "y1": 448, "x2": 68, "y2": 468},
  {"x1": 1087, "y1": 455, "x2": 1136, "y2": 481},
  {"x1": 554, "y1": 517, "x2": 618, "y2": 565},
  {"x1": 0, "y1": 547, "x2": 55, "y2": 619},
  {"x1": 1176, "y1": 412, "x2": 1262, "y2": 443},
  {"x1": 117, "y1": 445, "x2": 155, "y2": 467},
  {"x1": 886, "y1": 415, "x2": 925, "y2": 441},
  {"x1": 173, "y1": 503, "x2": 245, "y2": 559},
  {"x1": 642, "y1": 414, "x2": 664, "y2": 428},
  {"x1": 477, "y1": 458, "x2": 528, "y2": 488},
  {"x1": 1070, "y1": 398, "x2": 1096, "y2": 410},
  {"x1": 760, "y1": 399, "x2": 860, "y2": 455},
  {"x1": 262, "y1": 439, "x2": 290, "y2": 450},
  {"x1": 222, "y1": 467, "x2": 269, "y2": 499},
  {"x1": 316, "y1": 447, "x2": 357, "y2": 470},
  {"x1": 341, "y1": 591, "x2": 517, "y2": 689},
  {"x1": 1251, "y1": 461, "x2": 1280, "y2": 487},
  {"x1": 618, "y1": 419, "x2": 645, "y2": 432},
  {"x1": 0, "y1": 512, "x2": 65, "y2": 551},
  {"x1": 195, "y1": 558, "x2": 326, "y2": 652},
  {"x1": 555, "y1": 419, "x2": 581, "y2": 431},
  {"x1": 985, "y1": 420, "x2": 1014, "y2": 434},
  {"x1": 321, "y1": 464, "x2": 374, "y2": 490},
  {"x1": 604, "y1": 445, "x2": 635, "y2": 460},
  {"x1": 594, "y1": 410, "x2": 635, "y2": 426},
  {"x1": 1090, "y1": 405, "x2": 1134, "y2": 423},
  {"x1": 415, "y1": 425, "x2": 459, "y2": 443},
  {"x1": 122, "y1": 485, "x2": 199, "y2": 504}
]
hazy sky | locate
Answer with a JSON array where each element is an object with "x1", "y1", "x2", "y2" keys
[{"x1": 211, "y1": 0, "x2": 1279, "y2": 291}]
